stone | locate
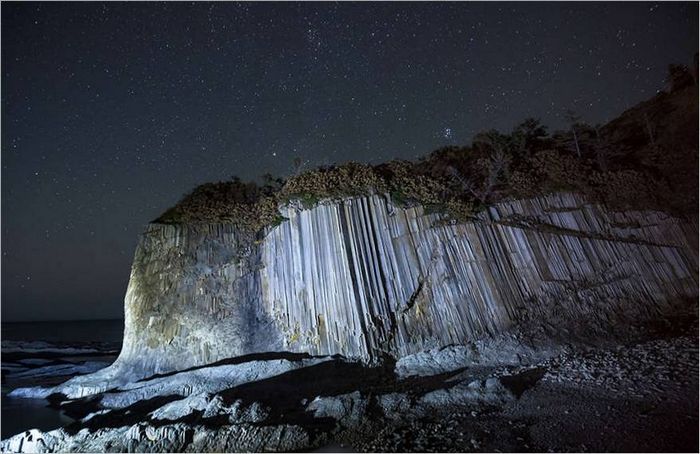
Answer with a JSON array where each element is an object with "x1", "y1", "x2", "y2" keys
[{"x1": 88, "y1": 192, "x2": 696, "y2": 381}]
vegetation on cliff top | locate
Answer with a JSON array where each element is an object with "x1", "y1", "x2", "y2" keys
[{"x1": 156, "y1": 62, "x2": 698, "y2": 232}]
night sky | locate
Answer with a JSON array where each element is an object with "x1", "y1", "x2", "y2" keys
[{"x1": 2, "y1": 2, "x2": 697, "y2": 321}]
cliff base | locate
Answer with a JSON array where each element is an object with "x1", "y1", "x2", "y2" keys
[{"x1": 2, "y1": 301, "x2": 697, "y2": 453}]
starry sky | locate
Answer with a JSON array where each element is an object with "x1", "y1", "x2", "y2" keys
[{"x1": 2, "y1": 2, "x2": 697, "y2": 321}]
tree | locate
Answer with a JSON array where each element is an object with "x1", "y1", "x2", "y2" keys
[
  {"x1": 473, "y1": 129, "x2": 510, "y2": 158},
  {"x1": 564, "y1": 110, "x2": 582, "y2": 158},
  {"x1": 292, "y1": 156, "x2": 308, "y2": 176},
  {"x1": 513, "y1": 118, "x2": 548, "y2": 149},
  {"x1": 642, "y1": 110, "x2": 656, "y2": 146},
  {"x1": 509, "y1": 118, "x2": 550, "y2": 165},
  {"x1": 260, "y1": 173, "x2": 284, "y2": 195},
  {"x1": 448, "y1": 129, "x2": 510, "y2": 204},
  {"x1": 667, "y1": 64, "x2": 694, "y2": 91},
  {"x1": 591, "y1": 124, "x2": 615, "y2": 171}
]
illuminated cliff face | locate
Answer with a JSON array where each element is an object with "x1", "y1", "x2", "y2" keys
[
  {"x1": 118, "y1": 224, "x2": 283, "y2": 376},
  {"x1": 112, "y1": 192, "x2": 698, "y2": 377}
]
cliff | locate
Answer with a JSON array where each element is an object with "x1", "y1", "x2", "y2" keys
[
  {"x1": 3, "y1": 80, "x2": 698, "y2": 454},
  {"x1": 41, "y1": 75, "x2": 699, "y2": 385},
  {"x1": 5, "y1": 190, "x2": 697, "y2": 451},
  {"x1": 108, "y1": 191, "x2": 697, "y2": 378}
]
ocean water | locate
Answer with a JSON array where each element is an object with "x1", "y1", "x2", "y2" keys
[
  {"x1": 1, "y1": 319, "x2": 123, "y2": 439},
  {"x1": 2, "y1": 319, "x2": 124, "y2": 344}
]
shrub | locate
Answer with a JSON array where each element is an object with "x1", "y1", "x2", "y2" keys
[{"x1": 155, "y1": 78, "x2": 696, "y2": 231}]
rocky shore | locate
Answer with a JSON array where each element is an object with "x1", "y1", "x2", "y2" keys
[{"x1": 2, "y1": 301, "x2": 697, "y2": 452}]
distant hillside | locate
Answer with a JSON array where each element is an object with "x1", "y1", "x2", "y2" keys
[{"x1": 156, "y1": 62, "x2": 698, "y2": 232}]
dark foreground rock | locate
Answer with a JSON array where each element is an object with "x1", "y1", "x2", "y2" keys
[{"x1": 2, "y1": 308, "x2": 697, "y2": 453}]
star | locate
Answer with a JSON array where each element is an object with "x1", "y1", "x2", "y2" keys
[{"x1": 1, "y1": 1, "x2": 695, "y2": 321}]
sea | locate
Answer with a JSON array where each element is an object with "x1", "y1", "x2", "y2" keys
[{"x1": 0, "y1": 319, "x2": 123, "y2": 439}]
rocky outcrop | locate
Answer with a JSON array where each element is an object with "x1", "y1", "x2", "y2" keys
[
  {"x1": 0, "y1": 421, "x2": 313, "y2": 453},
  {"x1": 97, "y1": 191, "x2": 696, "y2": 379},
  {"x1": 3, "y1": 328, "x2": 697, "y2": 453}
]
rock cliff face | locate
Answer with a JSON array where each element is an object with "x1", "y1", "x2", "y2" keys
[{"x1": 113, "y1": 192, "x2": 697, "y2": 378}]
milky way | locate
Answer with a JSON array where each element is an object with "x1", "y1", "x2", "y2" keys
[{"x1": 2, "y1": 2, "x2": 697, "y2": 320}]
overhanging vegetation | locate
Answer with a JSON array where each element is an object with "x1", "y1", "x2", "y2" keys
[{"x1": 156, "y1": 65, "x2": 698, "y2": 233}]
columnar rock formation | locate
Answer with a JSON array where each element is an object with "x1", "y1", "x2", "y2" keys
[{"x1": 112, "y1": 192, "x2": 697, "y2": 378}]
